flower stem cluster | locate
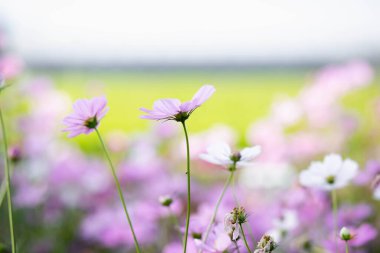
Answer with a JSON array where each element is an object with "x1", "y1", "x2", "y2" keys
[
  {"x1": 254, "y1": 235, "x2": 278, "y2": 253},
  {"x1": 232, "y1": 207, "x2": 248, "y2": 225},
  {"x1": 224, "y1": 207, "x2": 248, "y2": 241}
]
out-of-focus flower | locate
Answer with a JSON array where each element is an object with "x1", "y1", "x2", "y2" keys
[
  {"x1": 81, "y1": 203, "x2": 157, "y2": 247},
  {"x1": 324, "y1": 224, "x2": 377, "y2": 252},
  {"x1": 106, "y1": 131, "x2": 129, "y2": 152},
  {"x1": 8, "y1": 145, "x2": 22, "y2": 163},
  {"x1": 200, "y1": 142, "x2": 261, "y2": 171},
  {"x1": 267, "y1": 209, "x2": 299, "y2": 243},
  {"x1": 299, "y1": 154, "x2": 358, "y2": 191},
  {"x1": 140, "y1": 85, "x2": 215, "y2": 121},
  {"x1": 271, "y1": 97, "x2": 302, "y2": 127},
  {"x1": 239, "y1": 162, "x2": 296, "y2": 190},
  {"x1": 349, "y1": 224, "x2": 377, "y2": 247},
  {"x1": 337, "y1": 204, "x2": 372, "y2": 227},
  {"x1": 354, "y1": 160, "x2": 380, "y2": 185},
  {"x1": 254, "y1": 235, "x2": 278, "y2": 253},
  {"x1": 0, "y1": 55, "x2": 23, "y2": 79},
  {"x1": 63, "y1": 96, "x2": 108, "y2": 137},
  {"x1": 194, "y1": 224, "x2": 231, "y2": 253},
  {"x1": 163, "y1": 241, "x2": 197, "y2": 253},
  {"x1": 247, "y1": 120, "x2": 286, "y2": 162},
  {"x1": 340, "y1": 227, "x2": 354, "y2": 241}
]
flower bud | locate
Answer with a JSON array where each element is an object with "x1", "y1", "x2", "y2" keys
[
  {"x1": 340, "y1": 227, "x2": 354, "y2": 241},
  {"x1": 8, "y1": 146, "x2": 22, "y2": 163},
  {"x1": 159, "y1": 195, "x2": 173, "y2": 207},
  {"x1": 232, "y1": 206, "x2": 248, "y2": 224}
]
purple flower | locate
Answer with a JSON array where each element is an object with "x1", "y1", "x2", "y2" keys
[
  {"x1": 354, "y1": 160, "x2": 380, "y2": 185},
  {"x1": 140, "y1": 85, "x2": 215, "y2": 122},
  {"x1": 63, "y1": 96, "x2": 108, "y2": 138},
  {"x1": 194, "y1": 224, "x2": 232, "y2": 252},
  {"x1": 350, "y1": 223, "x2": 378, "y2": 247},
  {"x1": 324, "y1": 223, "x2": 377, "y2": 251}
]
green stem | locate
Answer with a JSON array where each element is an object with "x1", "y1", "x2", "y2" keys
[
  {"x1": 199, "y1": 171, "x2": 234, "y2": 252},
  {"x1": 345, "y1": 242, "x2": 349, "y2": 253},
  {"x1": 95, "y1": 129, "x2": 141, "y2": 253},
  {"x1": 0, "y1": 106, "x2": 16, "y2": 253},
  {"x1": 181, "y1": 121, "x2": 191, "y2": 253},
  {"x1": 0, "y1": 165, "x2": 14, "y2": 207},
  {"x1": 0, "y1": 177, "x2": 8, "y2": 206},
  {"x1": 231, "y1": 171, "x2": 240, "y2": 206},
  {"x1": 239, "y1": 223, "x2": 252, "y2": 253},
  {"x1": 231, "y1": 167, "x2": 256, "y2": 245},
  {"x1": 331, "y1": 190, "x2": 338, "y2": 252}
]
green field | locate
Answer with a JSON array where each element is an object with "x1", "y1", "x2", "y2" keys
[
  {"x1": 28, "y1": 69, "x2": 379, "y2": 150},
  {"x1": 50, "y1": 70, "x2": 307, "y2": 132}
]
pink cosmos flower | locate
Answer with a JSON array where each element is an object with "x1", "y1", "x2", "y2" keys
[
  {"x1": 0, "y1": 55, "x2": 24, "y2": 79},
  {"x1": 140, "y1": 85, "x2": 215, "y2": 122},
  {"x1": 63, "y1": 96, "x2": 108, "y2": 137}
]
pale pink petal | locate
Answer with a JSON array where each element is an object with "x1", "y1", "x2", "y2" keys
[
  {"x1": 179, "y1": 101, "x2": 197, "y2": 112},
  {"x1": 191, "y1": 85, "x2": 216, "y2": 107},
  {"x1": 153, "y1": 99, "x2": 181, "y2": 115}
]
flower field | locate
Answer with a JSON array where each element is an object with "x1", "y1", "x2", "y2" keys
[{"x1": 1, "y1": 59, "x2": 380, "y2": 253}]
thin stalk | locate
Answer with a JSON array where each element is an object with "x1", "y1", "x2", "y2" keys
[
  {"x1": 331, "y1": 190, "x2": 338, "y2": 252},
  {"x1": 0, "y1": 177, "x2": 8, "y2": 206},
  {"x1": 95, "y1": 129, "x2": 141, "y2": 253},
  {"x1": 345, "y1": 242, "x2": 349, "y2": 253},
  {"x1": 181, "y1": 121, "x2": 191, "y2": 253},
  {"x1": 239, "y1": 223, "x2": 252, "y2": 253},
  {"x1": 199, "y1": 171, "x2": 234, "y2": 253},
  {"x1": 231, "y1": 167, "x2": 256, "y2": 245},
  {"x1": 0, "y1": 164, "x2": 14, "y2": 207},
  {"x1": 231, "y1": 172, "x2": 240, "y2": 206},
  {"x1": 0, "y1": 106, "x2": 16, "y2": 253}
]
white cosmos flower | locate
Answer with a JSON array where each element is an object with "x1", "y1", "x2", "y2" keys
[
  {"x1": 299, "y1": 153, "x2": 358, "y2": 191},
  {"x1": 267, "y1": 209, "x2": 299, "y2": 243},
  {"x1": 200, "y1": 142, "x2": 261, "y2": 170}
]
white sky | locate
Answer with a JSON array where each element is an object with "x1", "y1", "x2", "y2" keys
[{"x1": 0, "y1": 0, "x2": 380, "y2": 65}]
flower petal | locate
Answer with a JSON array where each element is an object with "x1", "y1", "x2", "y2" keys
[{"x1": 191, "y1": 85, "x2": 216, "y2": 107}]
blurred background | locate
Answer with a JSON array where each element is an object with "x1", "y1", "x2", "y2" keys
[
  {"x1": 0, "y1": 0, "x2": 380, "y2": 252},
  {"x1": 0, "y1": 0, "x2": 379, "y2": 135}
]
